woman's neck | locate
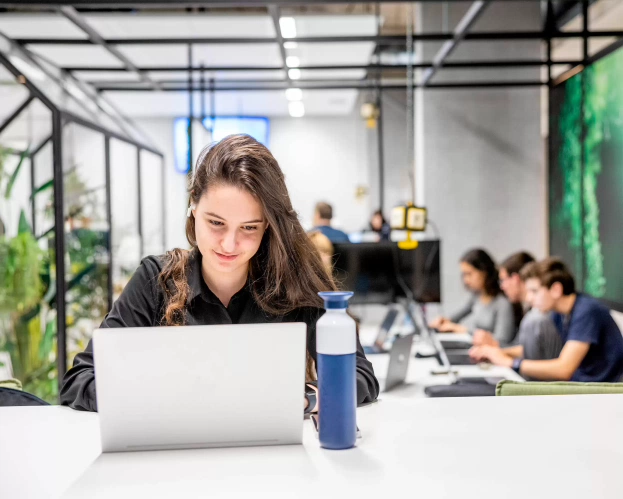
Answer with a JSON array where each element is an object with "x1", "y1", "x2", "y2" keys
[
  {"x1": 201, "y1": 261, "x2": 249, "y2": 308},
  {"x1": 479, "y1": 292, "x2": 494, "y2": 304}
]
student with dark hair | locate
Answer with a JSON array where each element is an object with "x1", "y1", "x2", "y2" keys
[
  {"x1": 311, "y1": 201, "x2": 350, "y2": 243},
  {"x1": 429, "y1": 248, "x2": 516, "y2": 345},
  {"x1": 469, "y1": 252, "x2": 562, "y2": 378},
  {"x1": 368, "y1": 209, "x2": 391, "y2": 241},
  {"x1": 471, "y1": 258, "x2": 623, "y2": 382},
  {"x1": 60, "y1": 134, "x2": 379, "y2": 412}
]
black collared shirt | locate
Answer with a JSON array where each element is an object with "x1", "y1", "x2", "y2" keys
[{"x1": 60, "y1": 251, "x2": 379, "y2": 411}]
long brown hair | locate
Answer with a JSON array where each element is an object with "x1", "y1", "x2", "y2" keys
[{"x1": 158, "y1": 134, "x2": 336, "y2": 378}]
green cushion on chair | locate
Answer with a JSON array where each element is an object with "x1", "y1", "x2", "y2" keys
[{"x1": 496, "y1": 380, "x2": 623, "y2": 396}]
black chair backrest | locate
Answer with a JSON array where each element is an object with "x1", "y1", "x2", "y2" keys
[{"x1": 0, "y1": 387, "x2": 50, "y2": 407}]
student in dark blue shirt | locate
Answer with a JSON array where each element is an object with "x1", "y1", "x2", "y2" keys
[
  {"x1": 470, "y1": 258, "x2": 623, "y2": 382},
  {"x1": 311, "y1": 202, "x2": 350, "y2": 243}
]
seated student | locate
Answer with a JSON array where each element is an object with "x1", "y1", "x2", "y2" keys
[
  {"x1": 429, "y1": 248, "x2": 516, "y2": 346},
  {"x1": 469, "y1": 252, "x2": 562, "y2": 379},
  {"x1": 368, "y1": 209, "x2": 391, "y2": 241},
  {"x1": 60, "y1": 134, "x2": 379, "y2": 412},
  {"x1": 308, "y1": 230, "x2": 334, "y2": 278},
  {"x1": 310, "y1": 201, "x2": 350, "y2": 243},
  {"x1": 471, "y1": 258, "x2": 623, "y2": 382}
]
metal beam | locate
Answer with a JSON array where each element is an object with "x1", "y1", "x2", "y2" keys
[
  {"x1": 0, "y1": 95, "x2": 34, "y2": 135},
  {"x1": 421, "y1": 1, "x2": 491, "y2": 86},
  {"x1": 96, "y1": 81, "x2": 545, "y2": 92},
  {"x1": 65, "y1": 60, "x2": 584, "y2": 74},
  {"x1": 16, "y1": 31, "x2": 623, "y2": 45},
  {"x1": 0, "y1": 0, "x2": 556, "y2": 7},
  {"x1": 58, "y1": 6, "x2": 161, "y2": 90},
  {"x1": 268, "y1": 4, "x2": 291, "y2": 84}
]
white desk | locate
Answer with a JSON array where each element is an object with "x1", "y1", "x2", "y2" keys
[
  {"x1": 2, "y1": 395, "x2": 623, "y2": 499},
  {"x1": 366, "y1": 332, "x2": 524, "y2": 399}
]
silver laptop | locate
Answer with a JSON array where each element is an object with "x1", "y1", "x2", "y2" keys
[
  {"x1": 93, "y1": 323, "x2": 307, "y2": 452},
  {"x1": 378, "y1": 333, "x2": 415, "y2": 392}
]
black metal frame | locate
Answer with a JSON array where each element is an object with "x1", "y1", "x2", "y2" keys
[{"x1": 0, "y1": 51, "x2": 165, "y2": 393}]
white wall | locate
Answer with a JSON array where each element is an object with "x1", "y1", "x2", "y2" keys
[
  {"x1": 137, "y1": 116, "x2": 377, "y2": 243},
  {"x1": 270, "y1": 116, "x2": 373, "y2": 232}
]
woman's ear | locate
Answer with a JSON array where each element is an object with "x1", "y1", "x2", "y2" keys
[{"x1": 187, "y1": 204, "x2": 196, "y2": 218}]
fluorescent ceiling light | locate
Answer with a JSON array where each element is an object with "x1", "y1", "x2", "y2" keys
[
  {"x1": 280, "y1": 17, "x2": 297, "y2": 39},
  {"x1": 286, "y1": 56, "x2": 300, "y2": 68},
  {"x1": 288, "y1": 68, "x2": 301, "y2": 80},
  {"x1": 288, "y1": 101, "x2": 305, "y2": 118},
  {"x1": 284, "y1": 41, "x2": 298, "y2": 49},
  {"x1": 285, "y1": 88, "x2": 303, "y2": 101},
  {"x1": 8, "y1": 55, "x2": 46, "y2": 82}
]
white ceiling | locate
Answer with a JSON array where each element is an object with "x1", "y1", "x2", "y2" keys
[
  {"x1": 0, "y1": 12, "x2": 377, "y2": 118},
  {"x1": 103, "y1": 89, "x2": 359, "y2": 118}
]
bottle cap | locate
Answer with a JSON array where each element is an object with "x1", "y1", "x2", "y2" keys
[{"x1": 318, "y1": 291, "x2": 354, "y2": 309}]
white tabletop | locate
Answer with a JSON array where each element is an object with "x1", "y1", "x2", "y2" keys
[{"x1": 2, "y1": 395, "x2": 623, "y2": 499}]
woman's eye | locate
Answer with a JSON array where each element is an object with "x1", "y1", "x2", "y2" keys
[
  {"x1": 243, "y1": 226, "x2": 258, "y2": 231},
  {"x1": 209, "y1": 220, "x2": 224, "y2": 227}
]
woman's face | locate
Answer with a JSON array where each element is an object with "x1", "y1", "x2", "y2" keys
[
  {"x1": 460, "y1": 261, "x2": 486, "y2": 293},
  {"x1": 192, "y1": 184, "x2": 267, "y2": 276},
  {"x1": 371, "y1": 213, "x2": 383, "y2": 231}
]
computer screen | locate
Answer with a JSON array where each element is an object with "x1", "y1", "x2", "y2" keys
[{"x1": 331, "y1": 240, "x2": 441, "y2": 305}]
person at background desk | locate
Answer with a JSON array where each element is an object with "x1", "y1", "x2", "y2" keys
[
  {"x1": 468, "y1": 252, "x2": 562, "y2": 379},
  {"x1": 60, "y1": 134, "x2": 379, "y2": 412},
  {"x1": 311, "y1": 201, "x2": 350, "y2": 243},
  {"x1": 471, "y1": 258, "x2": 623, "y2": 382},
  {"x1": 429, "y1": 248, "x2": 517, "y2": 346},
  {"x1": 368, "y1": 209, "x2": 391, "y2": 241}
]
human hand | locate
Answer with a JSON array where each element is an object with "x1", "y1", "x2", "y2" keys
[
  {"x1": 429, "y1": 317, "x2": 447, "y2": 329},
  {"x1": 473, "y1": 329, "x2": 499, "y2": 347},
  {"x1": 469, "y1": 345, "x2": 512, "y2": 367}
]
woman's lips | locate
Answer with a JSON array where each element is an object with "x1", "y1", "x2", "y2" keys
[{"x1": 214, "y1": 251, "x2": 238, "y2": 262}]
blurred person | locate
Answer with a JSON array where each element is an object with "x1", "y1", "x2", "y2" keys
[
  {"x1": 471, "y1": 258, "x2": 623, "y2": 382},
  {"x1": 308, "y1": 230, "x2": 334, "y2": 278},
  {"x1": 368, "y1": 209, "x2": 391, "y2": 241},
  {"x1": 429, "y1": 248, "x2": 516, "y2": 346},
  {"x1": 311, "y1": 201, "x2": 350, "y2": 243}
]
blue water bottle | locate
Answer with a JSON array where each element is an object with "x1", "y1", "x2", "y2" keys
[{"x1": 316, "y1": 291, "x2": 357, "y2": 450}]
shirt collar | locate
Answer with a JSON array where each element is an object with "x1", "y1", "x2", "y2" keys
[{"x1": 186, "y1": 249, "x2": 250, "y2": 306}]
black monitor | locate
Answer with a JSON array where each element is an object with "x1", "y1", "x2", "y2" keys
[{"x1": 331, "y1": 240, "x2": 441, "y2": 305}]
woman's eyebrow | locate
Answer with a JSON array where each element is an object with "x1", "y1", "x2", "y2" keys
[{"x1": 205, "y1": 212, "x2": 263, "y2": 224}]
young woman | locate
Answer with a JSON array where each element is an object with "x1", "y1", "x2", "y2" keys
[
  {"x1": 429, "y1": 248, "x2": 517, "y2": 346},
  {"x1": 60, "y1": 134, "x2": 379, "y2": 412}
]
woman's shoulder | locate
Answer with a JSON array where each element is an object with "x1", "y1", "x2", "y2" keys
[{"x1": 493, "y1": 293, "x2": 513, "y2": 308}]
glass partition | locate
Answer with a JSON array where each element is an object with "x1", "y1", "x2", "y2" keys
[
  {"x1": 62, "y1": 123, "x2": 110, "y2": 367},
  {"x1": 110, "y1": 138, "x2": 140, "y2": 300},
  {"x1": 140, "y1": 149, "x2": 165, "y2": 258},
  {"x1": 0, "y1": 46, "x2": 163, "y2": 402}
]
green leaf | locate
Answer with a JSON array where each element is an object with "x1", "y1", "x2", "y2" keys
[
  {"x1": 4, "y1": 147, "x2": 29, "y2": 200},
  {"x1": 38, "y1": 318, "x2": 56, "y2": 360},
  {"x1": 30, "y1": 179, "x2": 54, "y2": 200},
  {"x1": 17, "y1": 210, "x2": 33, "y2": 235}
]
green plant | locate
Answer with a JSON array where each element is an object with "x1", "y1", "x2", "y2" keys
[{"x1": 0, "y1": 146, "x2": 58, "y2": 402}]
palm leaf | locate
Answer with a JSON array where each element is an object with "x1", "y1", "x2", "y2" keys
[
  {"x1": 30, "y1": 179, "x2": 54, "y2": 200},
  {"x1": 4, "y1": 147, "x2": 29, "y2": 200}
]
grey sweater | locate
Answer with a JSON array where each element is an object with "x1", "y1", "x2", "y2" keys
[{"x1": 450, "y1": 294, "x2": 516, "y2": 345}]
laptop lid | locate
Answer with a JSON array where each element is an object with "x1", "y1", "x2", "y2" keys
[
  {"x1": 93, "y1": 323, "x2": 307, "y2": 452},
  {"x1": 384, "y1": 333, "x2": 415, "y2": 392}
]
